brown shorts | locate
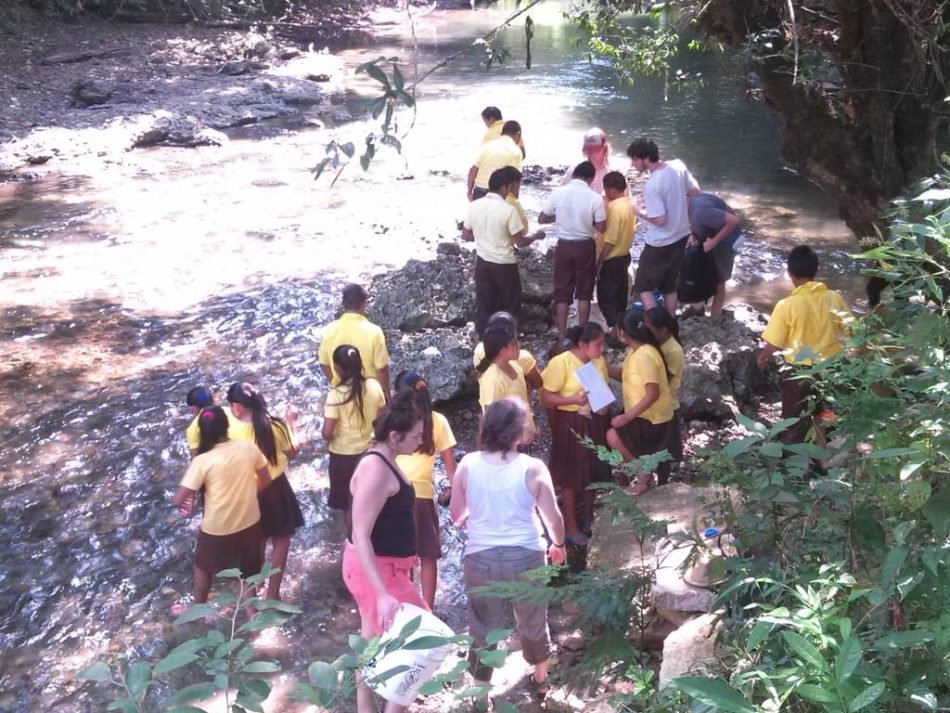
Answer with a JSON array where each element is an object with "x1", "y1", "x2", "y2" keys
[
  {"x1": 616, "y1": 417, "x2": 671, "y2": 461},
  {"x1": 633, "y1": 237, "x2": 688, "y2": 295},
  {"x1": 258, "y1": 472, "x2": 305, "y2": 538},
  {"x1": 328, "y1": 452, "x2": 362, "y2": 511},
  {"x1": 195, "y1": 521, "x2": 263, "y2": 577},
  {"x1": 780, "y1": 370, "x2": 820, "y2": 445},
  {"x1": 414, "y1": 497, "x2": 442, "y2": 560},
  {"x1": 553, "y1": 239, "x2": 596, "y2": 304}
]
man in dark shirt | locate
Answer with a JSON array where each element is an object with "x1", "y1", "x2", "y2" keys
[{"x1": 687, "y1": 192, "x2": 742, "y2": 318}]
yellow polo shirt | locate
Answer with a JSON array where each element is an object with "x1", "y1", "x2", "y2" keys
[
  {"x1": 659, "y1": 338, "x2": 685, "y2": 408},
  {"x1": 325, "y1": 378, "x2": 386, "y2": 455},
  {"x1": 473, "y1": 135, "x2": 523, "y2": 190},
  {"x1": 186, "y1": 407, "x2": 240, "y2": 452},
  {"x1": 507, "y1": 194, "x2": 529, "y2": 232},
  {"x1": 228, "y1": 419, "x2": 294, "y2": 479},
  {"x1": 396, "y1": 412, "x2": 456, "y2": 499},
  {"x1": 541, "y1": 351, "x2": 609, "y2": 413},
  {"x1": 180, "y1": 439, "x2": 266, "y2": 536},
  {"x1": 318, "y1": 312, "x2": 390, "y2": 384},
  {"x1": 473, "y1": 343, "x2": 537, "y2": 375},
  {"x1": 478, "y1": 362, "x2": 536, "y2": 437},
  {"x1": 598, "y1": 197, "x2": 636, "y2": 260},
  {"x1": 621, "y1": 344, "x2": 674, "y2": 425},
  {"x1": 483, "y1": 120, "x2": 525, "y2": 151},
  {"x1": 762, "y1": 281, "x2": 849, "y2": 365},
  {"x1": 464, "y1": 192, "x2": 524, "y2": 265}
]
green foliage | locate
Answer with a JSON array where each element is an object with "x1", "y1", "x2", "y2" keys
[
  {"x1": 77, "y1": 563, "x2": 297, "y2": 712},
  {"x1": 19, "y1": 0, "x2": 285, "y2": 20}
]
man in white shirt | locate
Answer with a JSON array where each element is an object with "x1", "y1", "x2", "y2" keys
[
  {"x1": 627, "y1": 138, "x2": 701, "y2": 315},
  {"x1": 463, "y1": 167, "x2": 539, "y2": 335},
  {"x1": 538, "y1": 161, "x2": 608, "y2": 339}
]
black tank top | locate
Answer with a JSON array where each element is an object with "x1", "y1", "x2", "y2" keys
[{"x1": 349, "y1": 450, "x2": 417, "y2": 558}]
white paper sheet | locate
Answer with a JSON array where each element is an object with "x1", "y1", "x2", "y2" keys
[{"x1": 574, "y1": 361, "x2": 616, "y2": 413}]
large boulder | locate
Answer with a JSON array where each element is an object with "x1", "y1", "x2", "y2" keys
[
  {"x1": 658, "y1": 613, "x2": 722, "y2": 690},
  {"x1": 385, "y1": 324, "x2": 478, "y2": 404}
]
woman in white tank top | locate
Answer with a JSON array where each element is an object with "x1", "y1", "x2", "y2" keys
[{"x1": 450, "y1": 397, "x2": 566, "y2": 705}]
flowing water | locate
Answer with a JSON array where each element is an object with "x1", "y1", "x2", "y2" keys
[{"x1": 0, "y1": 3, "x2": 866, "y2": 710}]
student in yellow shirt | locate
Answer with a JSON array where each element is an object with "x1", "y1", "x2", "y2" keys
[
  {"x1": 393, "y1": 371, "x2": 457, "y2": 610},
  {"x1": 646, "y1": 307, "x2": 685, "y2": 478},
  {"x1": 606, "y1": 307, "x2": 675, "y2": 494},
  {"x1": 473, "y1": 311, "x2": 543, "y2": 390},
  {"x1": 477, "y1": 323, "x2": 536, "y2": 443},
  {"x1": 468, "y1": 120, "x2": 523, "y2": 201},
  {"x1": 595, "y1": 171, "x2": 637, "y2": 336},
  {"x1": 318, "y1": 284, "x2": 390, "y2": 398},
  {"x1": 227, "y1": 382, "x2": 303, "y2": 601},
  {"x1": 323, "y1": 345, "x2": 386, "y2": 515},
  {"x1": 757, "y1": 245, "x2": 849, "y2": 445},
  {"x1": 540, "y1": 322, "x2": 612, "y2": 545},
  {"x1": 481, "y1": 106, "x2": 526, "y2": 157},
  {"x1": 184, "y1": 385, "x2": 215, "y2": 456},
  {"x1": 173, "y1": 406, "x2": 271, "y2": 605}
]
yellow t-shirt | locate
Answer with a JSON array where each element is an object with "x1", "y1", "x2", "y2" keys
[
  {"x1": 185, "y1": 407, "x2": 240, "y2": 452},
  {"x1": 473, "y1": 343, "x2": 537, "y2": 375},
  {"x1": 659, "y1": 338, "x2": 685, "y2": 409},
  {"x1": 482, "y1": 120, "x2": 525, "y2": 151},
  {"x1": 317, "y1": 312, "x2": 390, "y2": 384},
  {"x1": 478, "y1": 362, "x2": 536, "y2": 437},
  {"x1": 507, "y1": 194, "x2": 529, "y2": 233},
  {"x1": 621, "y1": 345, "x2": 674, "y2": 425},
  {"x1": 762, "y1": 281, "x2": 849, "y2": 365},
  {"x1": 598, "y1": 196, "x2": 636, "y2": 260},
  {"x1": 181, "y1": 439, "x2": 266, "y2": 536},
  {"x1": 228, "y1": 418, "x2": 294, "y2": 480},
  {"x1": 473, "y1": 136, "x2": 523, "y2": 190},
  {"x1": 395, "y1": 412, "x2": 457, "y2": 499},
  {"x1": 325, "y1": 378, "x2": 386, "y2": 455},
  {"x1": 541, "y1": 351, "x2": 609, "y2": 413}
]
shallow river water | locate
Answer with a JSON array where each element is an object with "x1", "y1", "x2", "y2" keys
[{"x1": 0, "y1": 2, "x2": 866, "y2": 711}]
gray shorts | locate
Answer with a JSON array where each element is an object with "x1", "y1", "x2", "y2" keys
[
  {"x1": 711, "y1": 239, "x2": 736, "y2": 282},
  {"x1": 464, "y1": 546, "x2": 551, "y2": 681}
]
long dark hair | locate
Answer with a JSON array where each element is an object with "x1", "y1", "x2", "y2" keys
[
  {"x1": 333, "y1": 344, "x2": 368, "y2": 428},
  {"x1": 621, "y1": 307, "x2": 670, "y2": 378},
  {"x1": 646, "y1": 306, "x2": 680, "y2": 341},
  {"x1": 394, "y1": 370, "x2": 434, "y2": 455},
  {"x1": 476, "y1": 323, "x2": 516, "y2": 376},
  {"x1": 373, "y1": 390, "x2": 421, "y2": 444},
  {"x1": 226, "y1": 382, "x2": 289, "y2": 466},
  {"x1": 565, "y1": 321, "x2": 605, "y2": 347},
  {"x1": 197, "y1": 406, "x2": 230, "y2": 455},
  {"x1": 479, "y1": 397, "x2": 526, "y2": 455}
]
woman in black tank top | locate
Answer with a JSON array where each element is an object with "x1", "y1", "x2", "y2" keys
[{"x1": 341, "y1": 392, "x2": 429, "y2": 713}]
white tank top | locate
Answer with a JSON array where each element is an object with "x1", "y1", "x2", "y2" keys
[{"x1": 463, "y1": 451, "x2": 545, "y2": 556}]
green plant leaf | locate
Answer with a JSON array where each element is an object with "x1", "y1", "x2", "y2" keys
[
  {"x1": 399, "y1": 635, "x2": 450, "y2": 651},
  {"x1": 759, "y1": 441, "x2": 785, "y2": 458},
  {"x1": 348, "y1": 635, "x2": 367, "y2": 653},
  {"x1": 214, "y1": 639, "x2": 245, "y2": 660},
  {"x1": 392, "y1": 63, "x2": 404, "y2": 91},
  {"x1": 339, "y1": 142, "x2": 356, "y2": 159},
  {"x1": 493, "y1": 703, "x2": 520, "y2": 713},
  {"x1": 768, "y1": 417, "x2": 800, "y2": 439},
  {"x1": 835, "y1": 635, "x2": 861, "y2": 684},
  {"x1": 672, "y1": 676, "x2": 757, "y2": 713},
  {"x1": 783, "y1": 631, "x2": 829, "y2": 672},
  {"x1": 215, "y1": 568, "x2": 243, "y2": 579},
  {"x1": 238, "y1": 610, "x2": 292, "y2": 633},
  {"x1": 249, "y1": 599, "x2": 302, "y2": 614},
  {"x1": 922, "y1": 487, "x2": 950, "y2": 537},
  {"x1": 126, "y1": 661, "x2": 152, "y2": 702},
  {"x1": 746, "y1": 621, "x2": 772, "y2": 650},
  {"x1": 357, "y1": 61, "x2": 391, "y2": 89},
  {"x1": 107, "y1": 699, "x2": 138, "y2": 713},
  {"x1": 77, "y1": 662, "x2": 111, "y2": 682},
  {"x1": 167, "y1": 682, "x2": 217, "y2": 705},
  {"x1": 166, "y1": 707, "x2": 206, "y2": 713},
  {"x1": 797, "y1": 684, "x2": 837, "y2": 704},
  {"x1": 308, "y1": 661, "x2": 337, "y2": 690},
  {"x1": 723, "y1": 436, "x2": 760, "y2": 458},
  {"x1": 240, "y1": 661, "x2": 279, "y2": 674},
  {"x1": 735, "y1": 412, "x2": 768, "y2": 436},
  {"x1": 477, "y1": 649, "x2": 507, "y2": 668},
  {"x1": 154, "y1": 651, "x2": 200, "y2": 675},
  {"x1": 848, "y1": 682, "x2": 885, "y2": 712},
  {"x1": 872, "y1": 630, "x2": 935, "y2": 649},
  {"x1": 174, "y1": 603, "x2": 217, "y2": 625},
  {"x1": 485, "y1": 628, "x2": 513, "y2": 646}
]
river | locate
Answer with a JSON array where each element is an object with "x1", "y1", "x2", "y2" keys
[{"x1": 0, "y1": 2, "x2": 863, "y2": 711}]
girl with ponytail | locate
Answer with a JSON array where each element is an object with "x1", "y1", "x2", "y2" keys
[
  {"x1": 227, "y1": 382, "x2": 303, "y2": 601},
  {"x1": 539, "y1": 322, "x2": 613, "y2": 546},
  {"x1": 605, "y1": 307, "x2": 675, "y2": 494},
  {"x1": 645, "y1": 306, "x2": 685, "y2": 473},
  {"x1": 477, "y1": 324, "x2": 536, "y2": 443}
]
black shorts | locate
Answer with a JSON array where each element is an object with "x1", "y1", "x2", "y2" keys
[
  {"x1": 328, "y1": 452, "x2": 362, "y2": 511},
  {"x1": 553, "y1": 239, "x2": 596, "y2": 303},
  {"x1": 633, "y1": 237, "x2": 688, "y2": 295},
  {"x1": 195, "y1": 522, "x2": 263, "y2": 577},
  {"x1": 616, "y1": 417, "x2": 671, "y2": 460},
  {"x1": 414, "y1": 498, "x2": 441, "y2": 560},
  {"x1": 711, "y1": 240, "x2": 736, "y2": 282},
  {"x1": 258, "y1": 472, "x2": 305, "y2": 538}
]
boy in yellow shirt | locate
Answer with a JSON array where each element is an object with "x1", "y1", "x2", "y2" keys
[
  {"x1": 595, "y1": 171, "x2": 636, "y2": 337},
  {"x1": 757, "y1": 245, "x2": 849, "y2": 445},
  {"x1": 318, "y1": 284, "x2": 390, "y2": 398}
]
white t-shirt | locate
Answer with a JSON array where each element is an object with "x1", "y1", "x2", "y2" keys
[
  {"x1": 643, "y1": 159, "x2": 699, "y2": 247},
  {"x1": 464, "y1": 192, "x2": 524, "y2": 265},
  {"x1": 541, "y1": 179, "x2": 607, "y2": 242}
]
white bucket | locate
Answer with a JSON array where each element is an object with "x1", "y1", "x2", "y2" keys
[{"x1": 362, "y1": 604, "x2": 455, "y2": 706}]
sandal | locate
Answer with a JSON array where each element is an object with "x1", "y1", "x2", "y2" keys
[
  {"x1": 564, "y1": 532, "x2": 590, "y2": 547},
  {"x1": 528, "y1": 674, "x2": 551, "y2": 701}
]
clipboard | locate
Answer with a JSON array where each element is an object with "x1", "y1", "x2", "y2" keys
[{"x1": 574, "y1": 361, "x2": 616, "y2": 413}]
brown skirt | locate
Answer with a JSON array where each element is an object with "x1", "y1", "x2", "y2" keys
[
  {"x1": 258, "y1": 472, "x2": 305, "y2": 538},
  {"x1": 414, "y1": 498, "x2": 441, "y2": 560},
  {"x1": 548, "y1": 409, "x2": 611, "y2": 491},
  {"x1": 329, "y1": 452, "x2": 362, "y2": 511},
  {"x1": 195, "y1": 521, "x2": 263, "y2": 577}
]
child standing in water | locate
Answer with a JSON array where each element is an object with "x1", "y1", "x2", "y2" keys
[
  {"x1": 227, "y1": 383, "x2": 304, "y2": 601},
  {"x1": 393, "y1": 371, "x2": 458, "y2": 610},
  {"x1": 477, "y1": 323, "x2": 537, "y2": 443},
  {"x1": 173, "y1": 406, "x2": 270, "y2": 604},
  {"x1": 646, "y1": 307, "x2": 685, "y2": 476},
  {"x1": 606, "y1": 308, "x2": 675, "y2": 494},
  {"x1": 540, "y1": 322, "x2": 612, "y2": 545},
  {"x1": 323, "y1": 345, "x2": 386, "y2": 515},
  {"x1": 184, "y1": 386, "x2": 215, "y2": 457}
]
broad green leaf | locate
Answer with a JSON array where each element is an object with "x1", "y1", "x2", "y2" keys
[
  {"x1": 214, "y1": 639, "x2": 245, "y2": 659},
  {"x1": 873, "y1": 630, "x2": 935, "y2": 649},
  {"x1": 672, "y1": 676, "x2": 757, "y2": 713},
  {"x1": 166, "y1": 707, "x2": 206, "y2": 713},
  {"x1": 238, "y1": 610, "x2": 292, "y2": 633},
  {"x1": 240, "y1": 661, "x2": 280, "y2": 674},
  {"x1": 357, "y1": 62, "x2": 391, "y2": 89},
  {"x1": 167, "y1": 682, "x2": 217, "y2": 705},
  {"x1": 493, "y1": 703, "x2": 520, "y2": 713},
  {"x1": 768, "y1": 417, "x2": 800, "y2": 439},
  {"x1": 848, "y1": 682, "x2": 885, "y2": 712},
  {"x1": 367, "y1": 665, "x2": 409, "y2": 684},
  {"x1": 395, "y1": 615, "x2": 422, "y2": 641},
  {"x1": 835, "y1": 635, "x2": 861, "y2": 684},
  {"x1": 746, "y1": 621, "x2": 772, "y2": 650},
  {"x1": 485, "y1": 628, "x2": 514, "y2": 646},
  {"x1": 107, "y1": 699, "x2": 137, "y2": 713},
  {"x1": 922, "y1": 487, "x2": 950, "y2": 537},
  {"x1": 735, "y1": 412, "x2": 768, "y2": 436},
  {"x1": 154, "y1": 651, "x2": 200, "y2": 675},
  {"x1": 477, "y1": 649, "x2": 507, "y2": 668},
  {"x1": 250, "y1": 599, "x2": 302, "y2": 614},
  {"x1": 215, "y1": 568, "x2": 243, "y2": 579},
  {"x1": 126, "y1": 661, "x2": 152, "y2": 702},
  {"x1": 77, "y1": 662, "x2": 111, "y2": 682},
  {"x1": 418, "y1": 679, "x2": 443, "y2": 695},
  {"x1": 724, "y1": 436, "x2": 759, "y2": 458},
  {"x1": 214, "y1": 673, "x2": 229, "y2": 689},
  {"x1": 242, "y1": 679, "x2": 270, "y2": 699},
  {"x1": 879, "y1": 546, "x2": 908, "y2": 587},
  {"x1": 174, "y1": 603, "x2": 217, "y2": 625},
  {"x1": 308, "y1": 661, "x2": 337, "y2": 690},
  {"x1": 864, "y1": 447, "x2": 920, "y2": 459},
  {"x1": 783, "y1": 631, "x2": 828, "y2": 672},
  {"x1": 348, "y1": 635, "x2": 367, "y2": 653},
  {"x1": 392, "y1": 64, "x2": 404, "y2": 91},
  {"x1": 400, "y1": 635, "x2": 450, "y2": 651},
  {"x1": 797, "y1": 684, "x2": 837, "y2": 704},
  {"x1": 759, "y1": 441, "x2": 784, "y2": 458}
]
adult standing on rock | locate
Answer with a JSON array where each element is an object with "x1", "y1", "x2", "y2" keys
[
  {"x1": 539, "y1": 161, "x2": 607, "y2": 340},
  {"x1": 686, "y1": 192, "x2": 742, "y2": 318},
  {"x1": 467, "y1": 120, "x2": 523, "y2": 201},
  {"x1": 318, "y1": 284, "x2": 391, "y2": 398},
  {"x1": 463, "y1": 167, "x2": 539, "y2": 336},
  {"x1": 627, "y1": 139, "x2": 701, "y2": 316},
  {"x1": 481, "y1": 106, "x2": 526, "y2": 158},
  {"x1": 561, "y1": 127, "x2": 613, "y2": 195}
]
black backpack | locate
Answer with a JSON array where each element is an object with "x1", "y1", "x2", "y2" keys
[{"x1": 677, "y1": 245, "x2": 718, "y2": 303}]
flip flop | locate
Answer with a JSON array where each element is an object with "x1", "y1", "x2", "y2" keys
[{"x1": 564, "y1": 532, "x2": 590, "y2": 547}]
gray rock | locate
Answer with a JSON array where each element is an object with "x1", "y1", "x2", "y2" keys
[
  {"x1": 218, "y1": 60, "x2": 253, "y2": 76},
  {"x1": 73, "y1": 79, "x2": 114, "y2": 107},
  {"x1": 386, "y1": 325, "x2": 478, "y2": 404},
  {"x1": 371, "y1": 255, "x2": 475, "y2": 331},
  {"x1": 658, "y1": 613, "x2": 722, "y2": 689},
  {"x1": 130, "y1": 114, "x2": 227, "y2": 149}
]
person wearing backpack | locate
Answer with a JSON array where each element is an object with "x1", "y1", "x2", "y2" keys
[{"x1": 683, "y1": 192, "x2": 742, "y2": 318}]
